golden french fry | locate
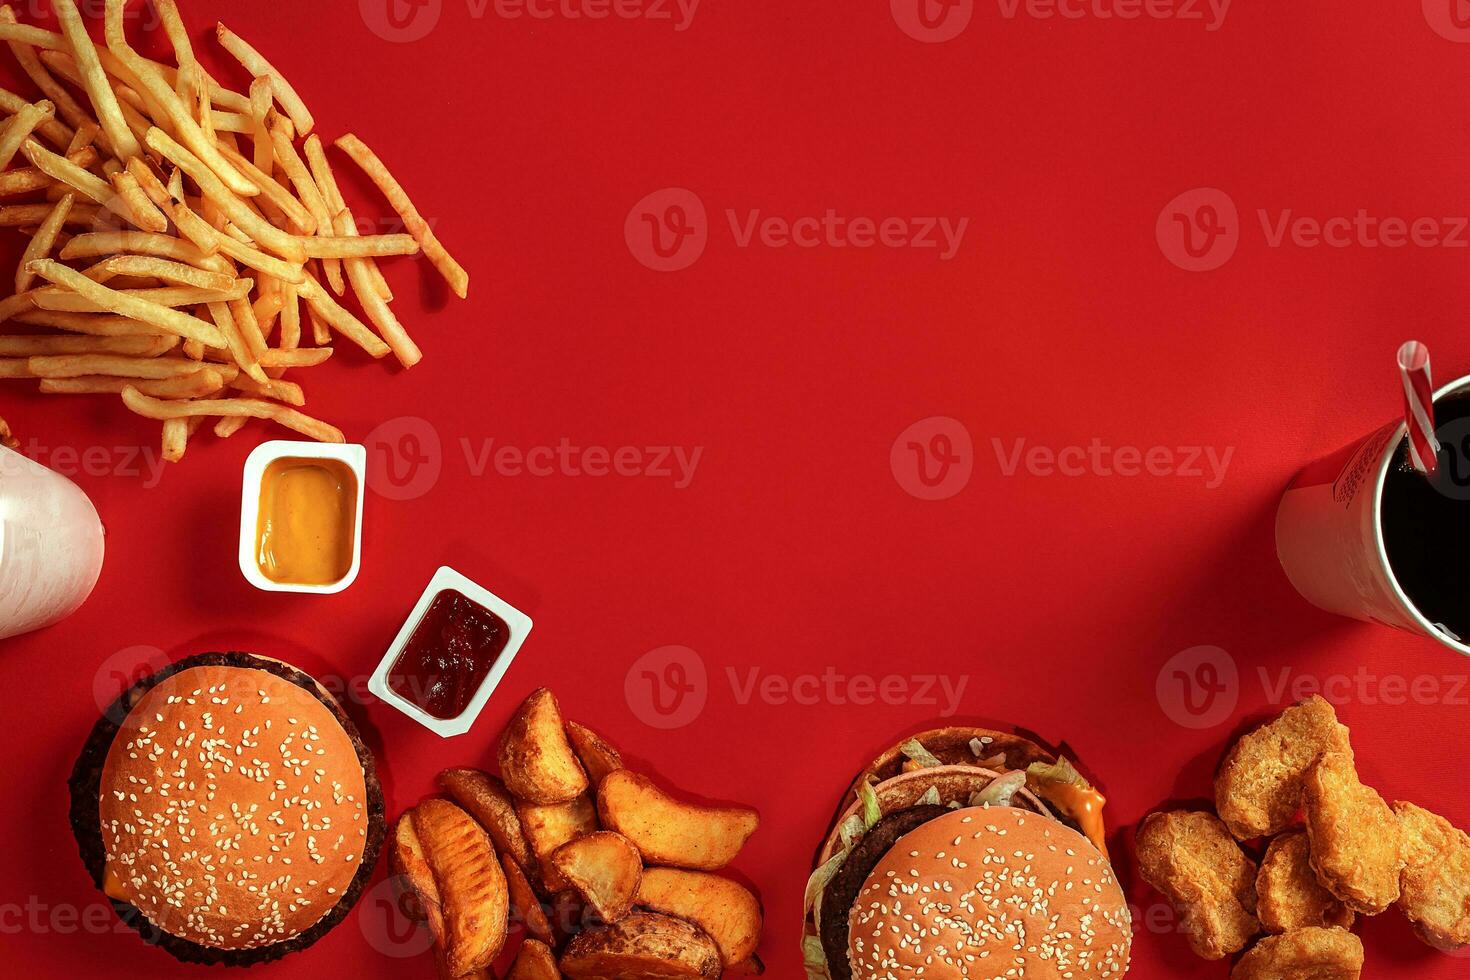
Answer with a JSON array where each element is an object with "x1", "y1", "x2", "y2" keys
[
  {"x1": 278, "y1": 282, "x2": 301, "y2": 351},
  {"x1": 215, "y1": 140, "x2": 316, "y2": 235},
  {"x1": 60, "y1": 231, "x2": 227, "y2": 274},
  {"x1": 161, "y1": 417, "x2": 189, "y2": 463},
  {"x1": 0, "y1": 147, "x2": 97, "y2": 196},
  {"x1": 21, "y1": 138, "x2": 110, "y2": 205},
  {"x1": 205, "y1": 300, "x2": 268, "y2": 385},
  {"x1": 0, "y1": 201, "x2": 102, "y2": 226},
  {"x1": 215, "y1": 23, "x2": 313, "y2": 136},
  {"x1": 168, "y1": 200, "x2": 306, "y2": 284},
  {"x1": 154, "y1": 0, "x2": 193, "y2": 73},
  {"x1": 298, "y1": 234, "x2": 420, "y2": 259},
  {"x1": 301, "y1": 135, "x2": 348, "y2": 295},
  {"x1": 35, "y1": 281, "x2": 252, "y2": 312},
  {"x1": 0, "y1": 290, "x2": 37, "y2": 323},
  {"x1": 0, "y1": 85, "x2": 72, "y2": 148},
  {"x1": 41, "y1": 369, "x2": 224, "y2": 398},
  {"x1": 120, "y1": 386, "x2": 344, "y2": 443},
  {"x1": 27, "y1": 259, "x2": 226, "y2": 348},
  {"x1": 125, "y1": 158, "x2": 173, "y2": 210},
  {"x1": 336, "y1": 133, "x2": 469, "y2": 299},
  {"x1": 17, "y1": 191, "x2": 72, "y2": 293},
  {"x1": 229, "y1": 296, "x2": 268, "y2": 361},
  {"x1": 0, "y1": 8, "x2": 110, "y2": 157},
  {"x1": 109, "y1": 170, "x2": 169, "y2": 233},
  {"x1": 0, "y1": 358, "x2": 35, "y2": 378},
  {"x1": 299, "y1": 272, "x2": 390, "y2": 358},
  {"x1": 0, "y1": 97, "x2": 53, "y2": 170},
  {"x1": 0, "y1": 334, "x2": 175, "y2": 357},
  {"x1": 28, "y1": 354, "x2": 202, "y2": 380},
  {"x1": 230, "y1": 374, "x2": 304, "y2": 407},
  {"x1": 15, "y1": 310, "x2": 158, "y2": 337},
  {"x1": 338, "y1": 212, "x2": 421, "y2": 368},
  {"x1": 99, "y1": 256, "x2": 236, "y2": 293},
  {"x1": 258, "y1": 347, "x2": 331, "y2": 369},
  {"x1": 51, "y1": 0, "x2": 140, "y2": 160}
]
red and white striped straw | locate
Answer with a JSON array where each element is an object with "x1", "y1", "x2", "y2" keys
[{"x1": 1398, "y1": 340, "x2": 1440, "y2": 477}]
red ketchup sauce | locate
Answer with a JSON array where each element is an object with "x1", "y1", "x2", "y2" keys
[{"x1": 388, "y1": 590, "x2": 511, "y2": 719}]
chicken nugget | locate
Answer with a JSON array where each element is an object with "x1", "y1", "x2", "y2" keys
[
  {"x1": 1257, "y1": 832, "x2": 1354, "y2": 934},
  {"x1": 1216, "y1": 696, "x2": 1353, "y2": 840},
  {"x1": 1136, "y1": 810, "x2": 1261, "y2": 959},
  {"x1": 1393, "y1": 801, "x2": 1470, "y2": 950},
  {"x1": 1230, "y1": 927, "x2": 1363, "y2": 980},
  {"x1": 1303, "y1": 752, "x2": 1402, "y2": 914}
]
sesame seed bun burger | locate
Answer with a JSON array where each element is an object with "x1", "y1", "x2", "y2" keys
[
  {"x1": 803, "y1": 727, "x2": 1132, "y2": 980},
  {"x1": 68, "y1": 653, "x2": 386, "y2": 966}
]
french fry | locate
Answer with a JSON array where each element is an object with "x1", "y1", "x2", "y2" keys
[
  {"x1": 278, "y1": 282, "x2": 301, "y2": 350},
  {"x1": 154, "y1": 0, "x2": 194, "y2": 74},
  {"x1": 249, "y1": 76, "x2": 273, "y2": 175},
  {"x1": 229, "y1": 374, "x2": 304, "y2": 407},
  {"x1": 229, "y1": 296, "x2": 268, "y2": 361},
  {"x1": 29, "y1": 354, "x2": 200, "y2": 380},
  {"x1": 299, "y1": 272, "x2": 390, "y2": 358},
  {"x1": 21, "y1": 138, "x2": 111, "y2": 205},
  {"x1": 0, "y1": 97, "x2": 52, "y2": 170},
  {"x1": 0, "y1": 201, "x2": 102, "y2": 226},
  {"x1": 98, "y1": 256, "x2": 236, "y2": 293},
  {"x1": 61, "y1": 231, "x2": 229, "y2": 273},
  {"x1": 338, "y1": 211, "x2": 422, "y2": 368},
  {"x1": 41, "y1": 369, "x2": 224, "y2": 398},
  {"x1": 160, "y1": 417, "x2": 189, "y2": 462},
  {"x1": 207, "y1": 300, "x2": 268, "y2": 384},
  {"x1": 0, "y1": 359, "x2": 34, "y2": 378},
  {"x1": 27, "y1": 259, "x2": 226, "y2": 348},
  {"x1": 102, "y1": 0, "x2": 259, "y2": 198},
  {"x1": 216, "y1": 140, "x2": 315, "y2": 234},
  {"x1": 120, "y1": 386, "x2": 344, "y2": 443},
  {"x1": 298, "y1": 234, "x2": 420, "y2": 259},
  {"x1": 15, "y1": 310, "x2": 158, "y2": 337},
  {"x1": 145, "y1": 127, "x2": 304, "y2": 261},
  {"x1": 302, "y1": 135, "x2": 347, "y2": 295},
  {"x1": 35, "y1": 281, "x2": 252, "y2": 312},
  {"x1": 0, "y1": 147, "x2": 98, "y2": 196},
  {"x1": 0, "y1": 85, "x2": 71, "y2": 148},
  {"x1": 0, "y1": 334, "x2": 175, "y2": 357},
  {"x1": 16, "y1": 191, "x2": 72, "y2": 293},
  {"x1": 51, "y1": 0, "x2": 140, "y2": 160},
  {"x1": 168, "y1": 198, "x2": 306, "y2": 283},
  {"x1": 0, "y1": 8, "x2": 111, "y2": 157},
  {"x1": 0, "y1": 289, "x2": 35, "y2": 323},
  {"x1": 124, "y1": 158, "x2": 173, "y2": 210},
  {"x1": 108, "y1": 170, "x2": 169, "y2": 233},
  {"x1": 213, "y1": 415, "x2": 248, "y2": 439},
  {"x1": 215, "y1": 23, "x2": 314, "y2": 136},
  {"x1": 258, "y1": 347, "x2": 330, "y2": 369},
  {"x1": 336, "y1": 133, "x2": 470, "y2": 298}
]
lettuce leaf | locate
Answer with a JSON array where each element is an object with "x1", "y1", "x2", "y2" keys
[
  {"x1": 901, "y1": 738, "x2": 943, "y2": 768},
  {"x1": 915, "y1": 786, "x2": 942, "y2": 806},
  {"x1": 803, "y1": 934, "x2": 832, "y2": 980},
  {"x1": 858, "y1": 779, "x2": 882, "y2": 829},
  {"x1": 971, "y1": 770, "x2": 1027, "y2": 807},
  {"x1": 1027, "y1": 757, "x2": 1092, "y2": 790},
  {"x1": 838, "y1": 814, "x2": 866, "y2": 850},
  {"x1": 803, "y1": 848, "x2": 847, "y2": 916}
]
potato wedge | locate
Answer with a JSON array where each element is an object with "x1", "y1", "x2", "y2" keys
[
  {"x1": 440, "y1": 767, "x2": 541, "y2": 885},
  {"x1": 598, "y1": 771, "x2": 759, "y2": 871},
  {"x1": 392, "y1": 812, "x2": 443, "y2": 937},
  {"x1": 435, "y1": 944, "x2": 495, "y2": 980},
  {"x1": 499, "y1": 689, "x2": 590, "y2": 805},
  {"x1": 567, "y1": 720, "x2": 625, "y2": 787},
  {"x1": 518, "y1": 793, "x2": 599, "y2": 892},
  {"x1": 507, "y1": 939, "x2": 560, "y2": 980},
  {"x1": 636, "y1": 868, "x2": 762, "y2": 967},
  {"x1": 560, "y1": 912, "x2": 721, "y2": 980},
  {"x1": 552, "y1": 831, "x2": 643, "y2": 924},
  {"x1": 502, "y1": 851, "x2": 554, "y2": 945},
  {"x1": 414, "y1": 799, "x2": 511, "y2": 977},
  {"x1": 551, "y1": 888, "x2": 591, "y2": 948}
]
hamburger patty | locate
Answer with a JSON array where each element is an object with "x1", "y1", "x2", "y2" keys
[{"x1": 819, "y1": 805, "x2": 947, "y2": 980}]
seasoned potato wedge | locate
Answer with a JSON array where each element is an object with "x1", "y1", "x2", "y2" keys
[
  {"x1": 435, "y1": 944, "x2": 496, "y2": 980},
  {"x1": 598, "y1": 770, "x2": 759, "y2": 871},
  {"x1": 551, "y1": 888, "x2": 592, "y2": 948},
  {"x1": 560, "y1": 911, "x2": 722, "y2": 979},
  {"x1": 439, "y1": 767, "x2": 541, "y2": 884},
  {"x1": 414, "y1": 799, "x2": 511, "y2": 977},
  {"x1": 499, "y1": 689, "x2": 590, "y2": 805},
  {"x1": 502, "y1": 851, "x2": 554, "y2": 945},
  {"x1": 637, "y1": 867, "x2": 762, "y2": 967},
  {"x1": 518, "y1": 792, "x2": 600, "y2": 891},
  {"x1": 567, "y1": 720, "x2": 625, "y2": 787},
  {"x1": 507, "y1": 938, "x2": 561, "y2": 980},
  {"x1": 552, "y1": 831, "x2": 644, "y2": 923},
  {"x1": 392, "y1": 812, "x2": 444, "y2": 937}
]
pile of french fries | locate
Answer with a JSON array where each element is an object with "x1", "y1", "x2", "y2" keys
[
  {"x1": 395, "y1": 689, "x2": 766, "y2": 979},
  {"x1": 0, "y1": 0, "x2": 468, "y2": 462}
]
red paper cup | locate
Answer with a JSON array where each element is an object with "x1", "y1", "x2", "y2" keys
[{"x1": 1276, "y1": 374, "x2": 1470, "y2": 656}]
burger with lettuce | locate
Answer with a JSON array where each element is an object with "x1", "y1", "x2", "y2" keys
[{"x1": 802, "y1": 726, "x2": 1131, "y2": 980}]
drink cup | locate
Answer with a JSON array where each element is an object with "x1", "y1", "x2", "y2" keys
[
  {"x1": 0, "y1": 445, "x2": 106, "y2": 641},
  {"x1": 1277, "y1": 374, "x2": 1470, "y2": 655}
]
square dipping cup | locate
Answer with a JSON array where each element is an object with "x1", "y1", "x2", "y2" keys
[
  {"x1": 368, "y1": 566, "x2": 533, "y2": 737},
  {"x1": 239, "y1": 441, "x2": 366, "y2": 595}
]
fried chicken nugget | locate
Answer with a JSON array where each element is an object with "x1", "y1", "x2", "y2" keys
[
  {"x1": 1216, "y1": 696, "x2": 1353, "y2": 840},
  {"x1": 1230, "y1": 927, "x2": 1364, "y2": 980},
  {"x1": 1393, "y1": 801, "x2": 1470, "y2": 950},
  {"x1": 1137, "y1": 810, "x2": 1261, "y2": 959},
  {"x1": 1257, "y1": 832, "x2": 1354, "y2": 934},
  {"x1": 1303, "y1": 752, "x2": 1402, "y2": 915}
]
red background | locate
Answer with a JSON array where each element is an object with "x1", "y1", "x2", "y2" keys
[{"x1": 3, "y1": 1, "x2": 1470, "y2": 977}]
